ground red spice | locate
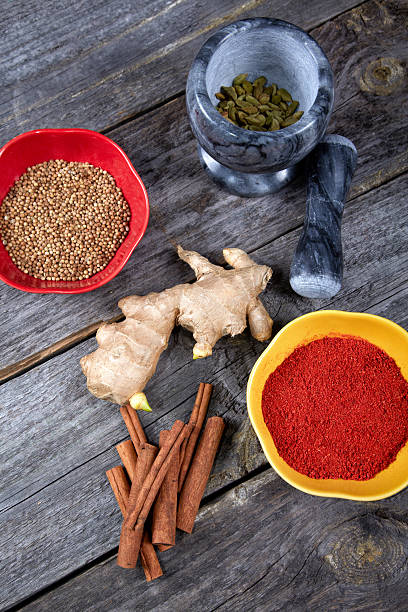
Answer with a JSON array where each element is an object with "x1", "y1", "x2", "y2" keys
[{"x1": 262, "y1": 336, "x2": 408, "y2": 480}]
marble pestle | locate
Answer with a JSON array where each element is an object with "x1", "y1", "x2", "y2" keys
[{"x1": 289, "y1": 135, "x2": 357, "y2": 299}]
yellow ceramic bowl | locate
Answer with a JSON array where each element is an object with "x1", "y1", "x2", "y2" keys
[{"x1": 247, "y1": 310, "x2": 408, "y2": 501}]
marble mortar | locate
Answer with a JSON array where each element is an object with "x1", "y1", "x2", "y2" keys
[{"x1": 186, "y1": 18, "x2": 334, "y2": 197}]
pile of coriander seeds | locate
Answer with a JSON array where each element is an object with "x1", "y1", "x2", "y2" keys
[
  {"x1": 215, "y1": 74, "x2": 303, "y2": 131},
  {"x1": 0, "y1": 160, "x2": 131, "y2": 281}
]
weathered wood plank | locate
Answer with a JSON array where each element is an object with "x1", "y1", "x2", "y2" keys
[
  {"x1": 0, "y1": 0, "x2": 363, "y2": 144},
  {"x1": 1, "y1": 174, "x2": 407, "y2": 608},
  {"x1": 1, "y1": 0, "x2": 407, "y2": 372},
  {"x1": 18, "y1": 470, "x2": 408, "y2": 611}
]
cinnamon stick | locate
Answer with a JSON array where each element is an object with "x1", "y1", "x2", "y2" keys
[
  {"x1": 120, "y1": 404, "x2": 147, "y2": 453},
  {"x1": 151, "y1": 430, "x2": 179, "y2": 548},
  {"x1": 106, "y1": 466, "x2": 163, "y2": 581},
  {"x1": 179, "y1": 383, "x2": 205, "y2": 468},
  {"x1": 178, "y1": 383, "x2": 213, "y2": 491},
  {"x1": 118, "y1": 420, "x2": 191, "y2": 568},
  {"x1": 177, "y1": 416, "x2": 225, "y2": 533},
  {"x1": 116, "y1": 440, "x2": 138, "y2": 481},
  {"x1": 126, "y1": 443, "x2": 158, "y2": 512},
  {"x1": 140, "y1": 531, "x2": 163, "y2": 581},
  {"x1": 106, "y1": 466, "x2": 130, "y2": 516}
]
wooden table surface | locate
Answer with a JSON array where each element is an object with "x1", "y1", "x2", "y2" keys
[{"x1": 1, "y1": 1, "x2": 408, "y2": 610}]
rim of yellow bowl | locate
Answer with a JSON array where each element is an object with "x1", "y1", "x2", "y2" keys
[{"x1": 246, "y1": 310, "x2": 408, "y2": 501}]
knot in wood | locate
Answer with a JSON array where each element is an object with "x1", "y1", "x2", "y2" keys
[
  {"x1": 360, "y1": 58, "x2": 405, "y2": 96},
  {"x1": 322, "y1": 515, "x2": 406, "y2": 585}
]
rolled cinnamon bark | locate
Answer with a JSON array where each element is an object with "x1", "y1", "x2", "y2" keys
[
  {"x1": 116, "y1": 440, "x2": 138, "y2": 481},
  {"x1": 118, "y1": 420, "x2": 191, "y2": 568},
  {"x1": 120, "y1": 404, "x2": 147, "y2": 453},
  {"x1": 178, "y1": 383, "x2": 213, "y2": 491},
  {"x1": 151, "y1": 431, "x2": 179, "y2": 548},
  {"x1": 177, "y1": 416, "x2": 225, "y2": 533},
  {"x1": 106, "y1": 466, "x2": 130, "y2": 516},
  {"x1": 126, "y1": 443, "x2": 158, "y2": 511},
  {"x1": 106, "y1": 466, "x2": 163, "y2": 581},
  {"x1": 140, "y1": 531, "x2": 163, "y2": 581}
]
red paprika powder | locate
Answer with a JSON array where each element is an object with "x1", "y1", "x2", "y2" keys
[{"x1": 262, "y1": 336, "x2": 408, "y2": 480}]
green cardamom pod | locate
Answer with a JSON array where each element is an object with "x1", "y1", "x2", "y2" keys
[
  {"x1": 258, "y1": 93, "x2": 270, "y2": 104},
  {"x1": 242, "y1": 80, "x2": 253, "y2": 94},
  {"x1": 277, "y1": 88, "x2": 292, "y2": 102},
  {"x1": 280, "y1": 116, "x2": 298, "y2": 127},
  {"x1": 228, "y1": 105, "x2": 237, "y2": 121},
  {"x1": 245, "y1": 95, "x2": 260, "y2": 106},
  {"x1": 270, "y1": 118, "x2": 280, "y2": 131},
  {"x1": 237, "y1": 110, "x2": 248, "y2": 123},
  {"x1": 233, "y1": 73, "x2": 248, "y2": 86},
  {"x1": 221, "y1": 86, "x2": 237, "y2": 101},
  {"x1": 286, "y1": 100, "x2": 299, "y2": 115},
  {"x1": 253, "y1": 76, "x2": 267, "y2": 87},
  {"x1": 253, "y1": 85, "x2": 263, "y2": 99},
  {"x1": 246, "y1": 114, "x2": 263, "y2": 125},
  {"x1": 236, "y1": 100, "x2": 258, "y2": 114}
]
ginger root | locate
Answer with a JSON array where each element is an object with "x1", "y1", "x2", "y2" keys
[{"x1": 80, "y1": 246, "x2": 272, "y2": 407}]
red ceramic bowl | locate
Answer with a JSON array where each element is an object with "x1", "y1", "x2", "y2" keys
[{"x1": 0, "y1": 129, "x2": 149, "y2": 293}]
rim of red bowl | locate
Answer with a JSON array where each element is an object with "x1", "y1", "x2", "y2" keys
[{"x1": 0, "y1": 128, "x2": 149, "y2": 294}]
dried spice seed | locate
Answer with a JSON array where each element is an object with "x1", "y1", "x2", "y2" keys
[{"x1": 0, "y1": 160, "x2": 131, "y2": 281}]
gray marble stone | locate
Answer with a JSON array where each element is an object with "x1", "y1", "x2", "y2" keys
[
  {"x1": 289, "y1": 134, "x2": 358, "y2": 298},
  {"x1": 186, "y1": 17, "x2": 334, "y2": 196}
]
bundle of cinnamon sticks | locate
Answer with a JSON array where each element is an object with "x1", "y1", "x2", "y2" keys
[{"x1": 106, "y1": 382, "x2": 224, "y2": 581}]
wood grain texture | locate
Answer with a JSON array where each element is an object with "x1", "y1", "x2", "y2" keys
[
  {"x1": 1, "y1": 0, "x2": 407, "y2": 373},
  {"x1": 22, "y1": 469, "x2": 408, "y2": 612},
  {"x1": 0, "y1": 0, "x2": 362, "y2": 144},
  {"x1": 2, "y1": 1, "x2": 408, "y2": 609},
  {"x1": 1, "y1": 174, "x2": 408, "y2": 608}
]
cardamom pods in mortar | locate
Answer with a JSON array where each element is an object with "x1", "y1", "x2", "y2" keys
[{"x1": 214, "y1": 75, "x2": 303, "y2": 132}]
